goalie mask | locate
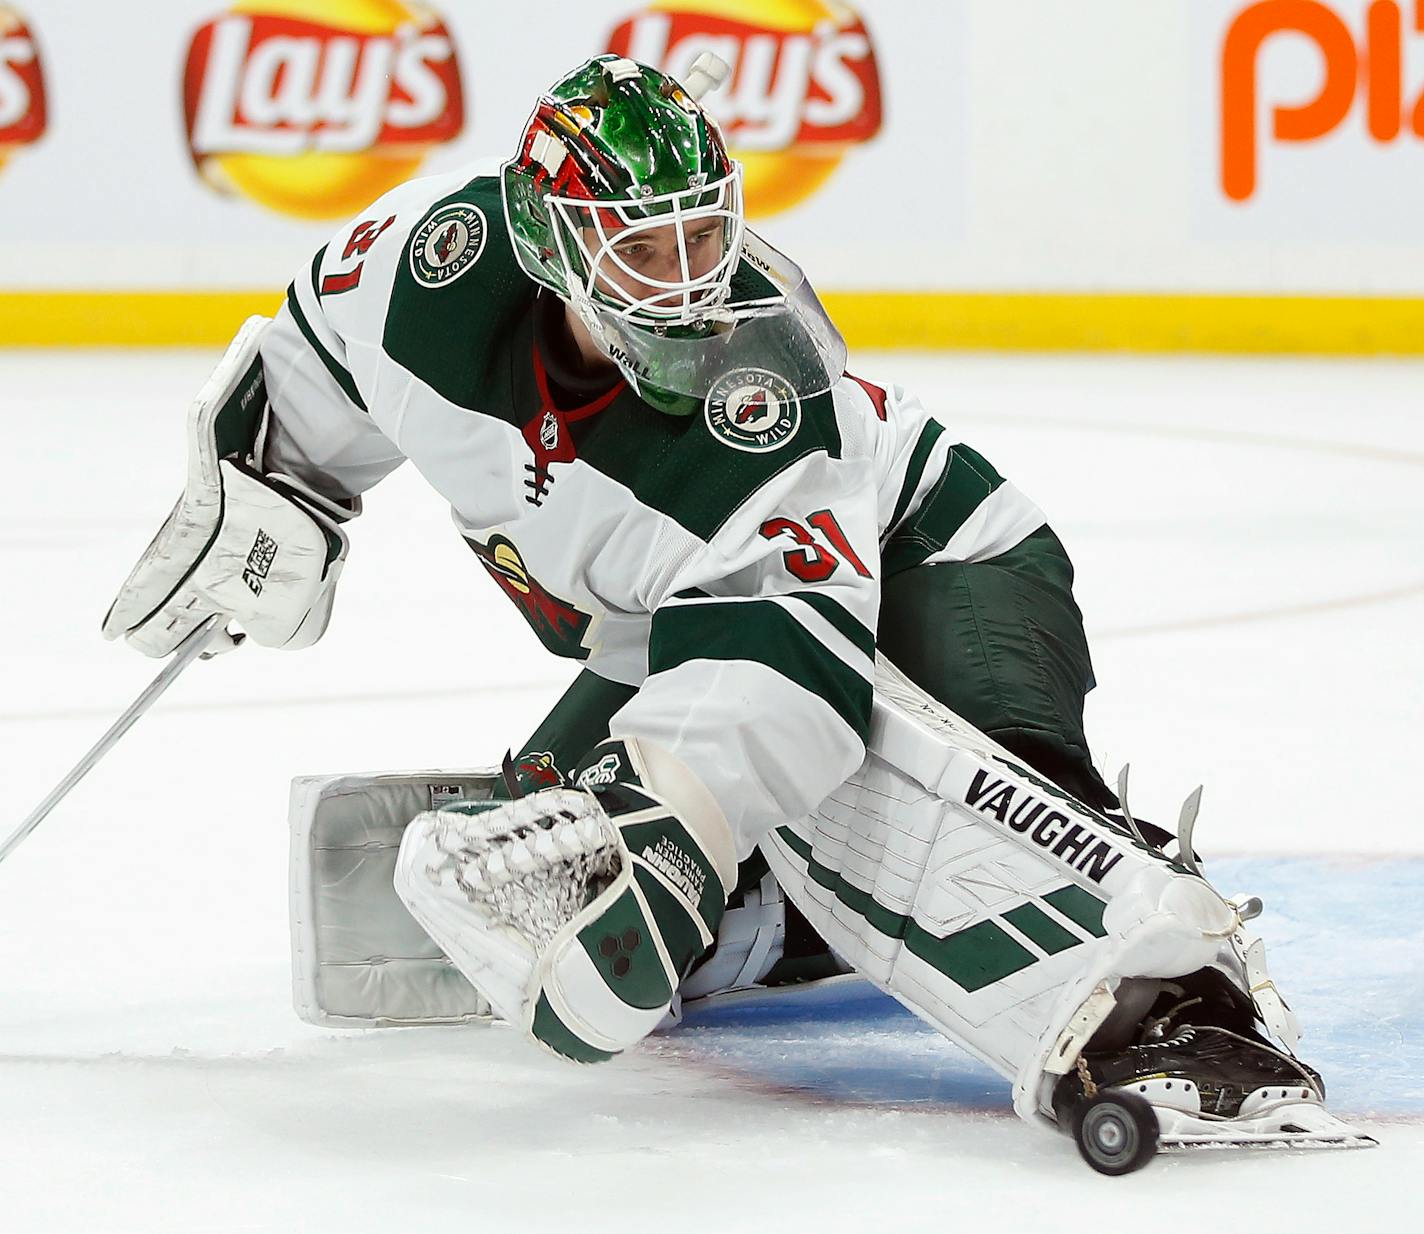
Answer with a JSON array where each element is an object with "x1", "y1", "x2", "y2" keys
[{"x1": 501, "y1": 55, "x2": 846, "y2": 415}]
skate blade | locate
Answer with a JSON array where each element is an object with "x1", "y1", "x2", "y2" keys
[{"x1": 1155, "y1": 1101, "x2": 1379, "y2": 1152}]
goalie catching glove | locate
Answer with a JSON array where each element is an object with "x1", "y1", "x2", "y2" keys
[
  {"x1": 103, "y1": 316, "x2": 353, "y2": 658},
  {"x1": 394, "y1": 737, "x2": 737, "y2": 1062}
]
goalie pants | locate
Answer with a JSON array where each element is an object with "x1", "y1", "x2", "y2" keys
[{"x1": 512, "y1": 526, "x2": 1111, "y2": 813}]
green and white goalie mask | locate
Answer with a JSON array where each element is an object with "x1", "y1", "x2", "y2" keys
[{"x1": 502, "y1": 54, "x2": 846, "y2": 412}]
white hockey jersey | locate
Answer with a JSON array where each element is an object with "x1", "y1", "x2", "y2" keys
[{"x1": 258, "y1": 166, "x2": 1047, "y2": 855}]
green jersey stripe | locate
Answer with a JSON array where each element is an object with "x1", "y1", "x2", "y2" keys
[
  {"x1": 888, "y1": 418, "x2": 946, "y2": 531},
  {"x1": 663, "y1": 589, "x2": 875, "y2": 667},
  {"x1": 308, "y1": 243, "x2": 327, "y2": 302},
  {"x1": 649, "y1": 599, "x2": 872, "y2": 739},
  {"x1": 882, "y1": 443, "x2": 1007, "y2": 576},
  {"x1": 785, "y1": 591, "x2": 877, "y2": 660},
  {"x1": 285, "y1": 284, "x2": 368, "y2": 413}
]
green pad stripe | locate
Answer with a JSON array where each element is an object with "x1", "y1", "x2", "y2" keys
[
  {"x1": 774, "y1": 827, "x2": 1038, "y2": 993},
  {"x1": 1044, "y1": 884, "x2": 1109, "y2": 938},
  {"x1": 212, "y1": 353, "x2": 267, "y2": 460},
  {"x1": 905, "y1": 919, "x2": 1036, "y2": 992},
  {"x1": 780, "y1": 828, "x2": 908, "y2": 940},
  {"x1": 776, "y1": 825, "x2": 814, "y2": 863},
  {"x1": 650, "y1": 600, "x2": 872, "y2": 739},
  {"x1": 828, "y1": 871, "x2": 912, "y2": 941},
  {"x1": 285, "y1": 282, "x2": 367, "y2": 413},
  {"x1": 1002, "y1": 901, "x2": 1084, "y2": 955},
  {"x1": 889, "y1": 418, "x2": 946, "y2": 530},
  {"x1": 787, "y1": 591, "x2": 876, "y2": 659},
  {"x1": 576, "y1": 887, "x2": 673, "y2": 1010},
  {"x1": 531, "y1": 993, "x2": 616, "y2": 1064},
  {"x1": 621, "y1": 815, "x2": 725, "y2": 928},
  {"x1": 632, "y1": 864, "x2": 708, "y2": 978}
]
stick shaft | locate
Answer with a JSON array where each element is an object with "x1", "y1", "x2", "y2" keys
[{"x1": 0, "y1": 616, "x2": 223, "y2": 866}]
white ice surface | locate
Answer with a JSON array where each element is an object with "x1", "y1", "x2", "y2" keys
[{"x1": 0, "y1": 351, "x2": 1420, "y2": 1231}]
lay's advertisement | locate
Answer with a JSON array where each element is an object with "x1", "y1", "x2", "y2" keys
[
  {"x1": 0, "y1": 5, "x2": 45, "y2": 172},
  {"x1": 0, "y1": 1, "x2": 1421, "y2": 349},
  {"x1": 182, "y1": 0, "x2": 465, "y2": 219}
]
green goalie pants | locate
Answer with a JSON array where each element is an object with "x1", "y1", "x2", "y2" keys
[{"x1": 512, "y1": 525, "x2": 1112, "y2": 813}]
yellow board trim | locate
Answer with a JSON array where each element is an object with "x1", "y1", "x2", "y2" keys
[
  {"x1": 818, "y1": 292, "x2": 1424, "y2": 355},
  {"x1": 1, "y1": 292, "x2": 285, "y2": 347},
  {"x1": 3, "y1": 289, "x2": 1424, "y2": 353}
]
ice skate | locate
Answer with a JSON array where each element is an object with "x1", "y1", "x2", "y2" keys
[{"x1": 1049, "y1": 970, "x2": 1376, "y2": 1173}]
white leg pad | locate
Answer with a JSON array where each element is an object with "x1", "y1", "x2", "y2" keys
[
  {"x1": 763, "y1": 657, "x2": 1238, "y2": 1122},
  {"x1": 289, "y1": 769, "x2": 501, "y2": 1027}
]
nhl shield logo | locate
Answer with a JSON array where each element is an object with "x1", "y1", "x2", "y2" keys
[
  {"x1": 410, "y1": 203, "x2": 486, "y2": 287},
  {"x1": 704, "y1": 368, "x2": 801, "y2": 453}
]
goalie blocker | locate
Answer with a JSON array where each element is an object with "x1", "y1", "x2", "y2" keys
[
  {"x1": 103, "y1": 316, "x2": 353, "y2": 658},
  {"x1": 289, "y1": 659, "x2": 1370, "y2": 1170}
]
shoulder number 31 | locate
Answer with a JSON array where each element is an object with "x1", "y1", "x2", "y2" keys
[{"x1": 759, "y1": 510, "x2": 872, "y2": 584}]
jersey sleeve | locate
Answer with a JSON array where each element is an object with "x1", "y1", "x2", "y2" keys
[
  {"x1": 872, "y1": 381, "x2": 1047, "y2": 575},
  {"x1": 260, "y1": 291, "x2": 405, "y2": 503},
  {"x1": 257, "y1": 172, "x2": 469, "y2": 501},
  {"x1": 607, "y1": 449, "x2": 880, "y2": 857}
]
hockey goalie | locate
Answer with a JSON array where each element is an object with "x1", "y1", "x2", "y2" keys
[{"x1": 103, "y1": 54, "x2": 1372, "y2": 1174}]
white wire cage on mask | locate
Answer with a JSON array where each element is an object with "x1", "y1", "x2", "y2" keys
[
  {"x1": 546, "y1": 168, "x2": 747, "y2": 326},
  {"x1": 578, "y1": 231, "x2": 850, "y2": 404}
]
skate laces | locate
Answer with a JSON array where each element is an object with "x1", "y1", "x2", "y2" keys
[
  {"x1": 1136, "y1": 1022, "x2": 1321, "y2": 1094},
  {"x1": 1139, "y1": 995, "x2": 1204, "y2": 1044},
  {"x1": 425, "y1": 791, "x2": 622, "y2": 947}
]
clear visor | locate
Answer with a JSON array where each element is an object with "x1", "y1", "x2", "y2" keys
[
  {"x1": 548, "y1": 168, "x2": 746, "y2": 325},
  {"x1": 579, "y1": 232, "x2": 848, "y2": 402}
]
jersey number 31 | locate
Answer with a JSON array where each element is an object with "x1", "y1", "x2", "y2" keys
[{"x1": 759, "y1": 510, "x2": 872, "y2": 584}]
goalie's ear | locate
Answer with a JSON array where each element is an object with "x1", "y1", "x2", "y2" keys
[{"x1": 187, "y1": 315, "x2": 271, "y2": 489}]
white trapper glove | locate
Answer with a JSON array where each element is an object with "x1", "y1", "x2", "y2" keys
[
  {"x1": 394, "y1": 737, "x2": 738, "y2": 1063},
  {"x1": 103, "y1": 316, "x2": 353, "y2": 659}
]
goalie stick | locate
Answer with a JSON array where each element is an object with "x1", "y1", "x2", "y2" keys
[{"x1": 0, "y1": 615, "x2": 225, "y2": 868}]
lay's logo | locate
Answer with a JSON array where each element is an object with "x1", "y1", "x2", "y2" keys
[
  {"x1": 182, "y1": 0, "x2": 465, "y2": 220},
  {"x1": 0, "y1": 6, "x2": 46, "y2": 174},
  {"x1": 608, "y1": 0, "x2": 883, "y2": 217}
]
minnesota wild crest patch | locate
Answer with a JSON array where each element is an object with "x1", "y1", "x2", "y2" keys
[
  {"x1": 704, "y1": 368, "x2": 801, "y2": 453},
  {"x1": 410, "y1": 204, "x2": 487, "y2": 288}
]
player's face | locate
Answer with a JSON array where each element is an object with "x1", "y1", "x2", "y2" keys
[{"x1": 581, "y1": 217, "x2": 725, "y2": 306}]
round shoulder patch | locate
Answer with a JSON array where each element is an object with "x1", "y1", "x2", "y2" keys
[
  {"x1": 704, "y1": 368, "x2": 802, "y2": 453},
  {"x1": 409, "y1": 203, "x2": 487, "y2": 288}
]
